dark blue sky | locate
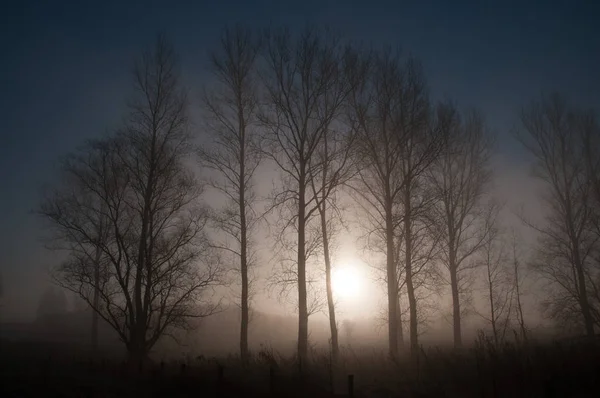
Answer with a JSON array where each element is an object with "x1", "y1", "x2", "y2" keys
[{"x1": 1, "y1": 0, "x2": 599, "y2": 316}]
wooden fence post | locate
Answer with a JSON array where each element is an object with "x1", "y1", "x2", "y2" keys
[
  {"x1": 348, "y1": 374, "x2": 354, "y2": 398},
  {"x1": 218, "y1": 364, "x2": 224, "y2": 383},
  {"x1": 217, "y1": 365, "x2": 224, "y2": 397},
  {"x1": 269, "y1": 365, "x2": 275, "y2": 395}
]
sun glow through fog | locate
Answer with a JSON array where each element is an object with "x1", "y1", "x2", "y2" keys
[{"x1": 332, "y1": 263, "x2": 362, "y2": 299}]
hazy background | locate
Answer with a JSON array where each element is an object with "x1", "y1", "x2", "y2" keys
[{"x1": 1, "y1": 1, "x2": 599, "y2": 352}]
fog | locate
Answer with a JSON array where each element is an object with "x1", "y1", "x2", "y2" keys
[
  {"x1": 1, "y1": 6, "x2": 598, "y2": 372},
  {"x1": 0, "y1": 65, "x2": 568, "y2": 359},
  {"x1": 0, "y1": 152, "x2": 550, "y2": 357}
]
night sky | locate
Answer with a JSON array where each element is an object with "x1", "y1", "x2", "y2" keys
[{"x1": 1, "y1": 0, "x2": 599, "y2": 319}]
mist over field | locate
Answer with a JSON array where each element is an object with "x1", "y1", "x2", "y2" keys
[{"x1": 1, "y1": 2, "x2": 599, "y2": 397}]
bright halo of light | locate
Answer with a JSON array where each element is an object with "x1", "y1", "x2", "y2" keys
[{"x1": 332, "y1": 265, "x2": 362, "y2": 299}]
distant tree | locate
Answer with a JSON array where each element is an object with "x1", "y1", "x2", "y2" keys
[
  {"x1": 199, "y1": 25, "x2": 262, "y2": 364},
  {"x1": 39, "y1": 35, "x2": 223, "y2": 366},
  {"x1": 476, "y1": 216, "x2": 514, "y2": 346},
  {"x1": 516, "y1": 94, "x2": 599, "y2": 335},
  {"x1": 429, "y1": 102, "x2": 495, "y2": 348},
  {"x1": 342, "y1": 318, "x2": 356, "y2": 344},
  {"x1": 36, "y1": 287, "x2": 68, "y2": 320},
  {"x1": 509, "y1": 227, "x2": 528, "y2": 342},
  {"x1": 581, "y1": 110, "x2": 600, "y2": 236},
  {"x1": 259, "y1": 27, "x2": 355, "y2": 364},
  {"x1": 580, "y1": 111, "x2": 600, "y2": 317}
]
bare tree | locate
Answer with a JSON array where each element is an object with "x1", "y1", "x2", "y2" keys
[
  {"x1": 39, "y1": 36, "x2": 222, "y2": 365},
  {"x1": 580, "y1": 111, "x2": 600, "y2": 318},
  {"x1": 477, "y1": 217, "x2": 513, "y2": 346},
  {"x1": 360, "y1": 219, "x2": 407, "y2": 347},
  {"x1": 307, "y1": 83, "x2": 365, "y2": 362},
  {"x1": 509, "y1": 227, "x2": 528, "y2": 342},
  {"x1": 581, "y1": 111, "x2": 600, "y2": 265},
  {"x1": 309, "y1": 134, "x2": 346, "y2": 363},
  {"x1": 367, "y1": 240, "x2": 440, "y2": 353},
  {"x1": 517, "y1": 94, "x2": 599, "y2": 335},
  {"x1": 342, "y1": 318, "x2": 356, "y2": 344},
  {"x1": 395, "y1": 80, "x2": 443, "y2": 355},
  {"x1": 91, "y1": 219, "x2": 105, "y2": 352},
  {"x1": 364, "y1": 168, "x2": 443, "y2": 356},
  {"x1": 581, "y1": 111, "x2": 600, "y2": 222},
  {"x1": 399, "y1": 207, "x2": 445, "y2": 348},
  {"x1": 266, "y1": 219, "x2": 326, "y2": 322},
  {"x1": 198, "y1": 25, "x2": 261, "y2": 364},
  {"x1": 429, "y1": 102, "x2": 495, "y2": 348},
  {"x1": 259, "y1": 27, "x2": 355, "y2": 364},
  {"x1": 348, "y1": 50, "x2": 433, "y2": 359}
]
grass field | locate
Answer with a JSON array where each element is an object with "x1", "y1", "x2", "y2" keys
[{"x1": 1, "y1": 334, "x2": 599, "y2": 397}]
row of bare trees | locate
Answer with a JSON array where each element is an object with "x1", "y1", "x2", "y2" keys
[
  {"x1": 517, "y1": 95, "x2": 600, "y2": 336},
  {"x1": 38, "y1": 25, "x2": 599, "y2": 367}
]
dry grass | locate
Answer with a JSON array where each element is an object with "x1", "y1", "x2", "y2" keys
[{"x1": 1, "y1": 334, "x2": 599, "y2": 397}]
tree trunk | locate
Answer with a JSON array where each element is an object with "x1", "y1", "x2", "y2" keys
[
  {"x1": 487, "y1": 263, "x2": 498, "y2": 346},
  {"x1": 127, "y1": 335, "x2": 149, "y2": 372},
  {"x1": 450, "y1": 266, "x2": 462, "y2": 348},
  {"x1": 563, "y1": 143, "x2": 596, "y2": 337},
  {"x1": 298, "y1": 168, "x2": 308, "y2": 366},
  {"x1": 404, "y1": 189, "x2": 418, "y2": 356},
  {"x1": 239, "y1": 122, "x2": 249, "y2": 364},
  {"x1": 320, "y1": 199, "x2": 339, "y2": 363},
  {"x1": 513, "y1": 257, "x2": 527, "y2": 342},
  {"x1": 385, "y1": 197, "x2": 399, "y2": 360},
  {"x1": 573, "y1": 248, "x2": 595, "y2": 336},
  {"x1": 397, "y1": 296, "x2": 404, "y2": 349},
  {"x1": 134, "y1": 132, "x2": 155, "y2": 362},
  {"x1": 91, "y1": 243, "x2": 101, "y2": 352},
  {"x1": 240, "y1": 201, "x2": 249, "y2": 363},
  {"x1": 405, "y1": 253, "x2": 418, "y2": 355}
]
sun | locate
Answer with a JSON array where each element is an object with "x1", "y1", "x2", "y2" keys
[{"x1": 332, "y1": 264, "x2": 362, "y2": 299}]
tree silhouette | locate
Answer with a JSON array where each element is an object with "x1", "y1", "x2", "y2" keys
[
  {"x1": 581, "y1": 110, "x2": 600, "y2": 233},
  {"x1": 429, "y1": 102, "x2": 495, "y2": 348},
  {"x1": 476, "y1": 215, "x2": 514, "y2": 346},
  {"x1": 25, "y1": 25, "x2": 600, "y2": 387},
  {"x1": 39, "y1": 35, "x2": 223, "y2": 365},
  {"x1": 304, "y1": 51, "x2": 365, "y2": 363},
  {"x1": 517, "y1": 94, "x2": 599, "y2": 335},
  {"x1": 348, "y1": 50, "x2": 435, "y2": 358},
  {"x1": 199, "y1": 24, "x2": 262, "y2": 364},
  {"x1": 394, "y1": 65, "x2": 443, "y2": 356},
  {"x1": 308, "y1": 116, "x2": 359, "y2": 363},
  {"x1": 259, "y1": 27, "x2": 355, "y2": 364},
  {"x1": 509, "y1": 227, "x2": 529, "y2": 342}
]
